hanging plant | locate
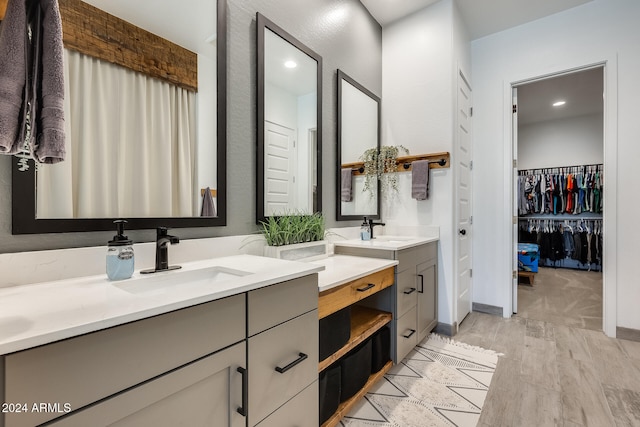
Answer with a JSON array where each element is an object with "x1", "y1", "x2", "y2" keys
[
  {"x1": 359, "y1": 145, "x2": 409, "y2": 198},
  {"x1": 360, "y1": 147, "x2": 379, "y2": 198}
]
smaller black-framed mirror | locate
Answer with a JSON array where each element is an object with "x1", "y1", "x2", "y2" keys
[
  {"x1": 256, "y1": 12, "x2": 322, "y2": 223},
  {"x1": 336, "y1": 70, "x2": 381, "y2": 221}
]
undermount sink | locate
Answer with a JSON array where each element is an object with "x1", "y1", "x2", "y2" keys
[{"x1": 114, "y1": 266, "x2": 252, "y2": 295}]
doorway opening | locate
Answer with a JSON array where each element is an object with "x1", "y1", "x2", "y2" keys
[{"x1": 512, "y1": 66, "x2": 604, "y2": 331}]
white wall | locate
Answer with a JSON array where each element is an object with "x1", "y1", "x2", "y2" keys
[
  {"x1": 471, "y1": 0, "x2": 640, "y2": 332},
  {"x1": 518, "y1": 114, "x2": 603, "y2": 170},
  {"x1": 382, "y1": 0, "x2": 470, "y2": 329}
]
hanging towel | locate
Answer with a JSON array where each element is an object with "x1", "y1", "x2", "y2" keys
[
  {"x1": 411, "y1": 160, "x2": 429, "y2": 200},
  {"x1": 32, "y1": 0, "x2": 65, "y2": 163},
  {"x1": 0, "y1": 0, "x2": 27, "y2": 154},
  {"x1": 341, "y1": 168, "x2": 352, "y2": 202},
  {"x1": 200, "y1": 187, "x2": 217, "y2": 217}
]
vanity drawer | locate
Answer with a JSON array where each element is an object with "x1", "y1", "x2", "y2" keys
[
  {"x1": 396, "y1": 268, "x2": 418, "y2": 317},
  {"x1": 3, "y1": 294, "x2": 245, "y2": 427},
  {"x1": 318, "y1": 266, "x2": 394, "y2": 319},
  {"x1": 397, "y1": 243, "x2": 437, "y2": 272},
  {"x1": 249, "y1": 274, "x2": 318, "y2": 336},
  {"x1": 248, "y1": 309, "x2": 318, "y2": 426},
  {"x1": 254, "y1": 381, "x2": 318, "y2": 427},
  {"x1": 396, "y1": 306, "x2": 418, "y2": 362}
]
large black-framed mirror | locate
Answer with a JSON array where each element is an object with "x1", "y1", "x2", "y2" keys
[
  {"x1": 11, "y1": 0, "x2": 228, "y2": 234},
  {"x1": 336, "y1": 69, "x2": 381, "y2": 221},
  {"x1": 256, "y1": 12, "x2": 322, "y2": 223}
]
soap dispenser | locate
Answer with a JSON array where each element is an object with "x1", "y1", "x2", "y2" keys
[
  {"x1": 360, "y1": 217, "x2": 371, "y2": 241},
  {"x1": 106, "y1": 220, "x2": 135, "y2": 281}
]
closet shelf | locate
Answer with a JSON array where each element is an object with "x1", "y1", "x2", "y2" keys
[{"x1": 342, "y1": 151, "x2": 450, "y2": 176}]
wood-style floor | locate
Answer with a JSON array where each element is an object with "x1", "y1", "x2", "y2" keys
[{"x1": 454, "y1": 267, "x2": 640, "y2": 426}]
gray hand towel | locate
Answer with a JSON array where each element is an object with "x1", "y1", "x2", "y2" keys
[
  {"x1": 33, "y1": 0, "x2": 65, "y2": 164},
  {"x1": 411, "y1": 160, "x2": 430, "y2": 200},
  {"x1": 201, "y1": 187, "x2": 217, "y2": 217},
  {"x1": 341, "y1": 168, "x2": 353, "y2": 202},
  {"x1": 0, "y1": 0, "x2": 27, "y2": 154}
]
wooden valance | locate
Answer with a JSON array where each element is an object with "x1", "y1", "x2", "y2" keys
[
  {"x1": 343, "y1": 151, "x2": 450, "y2": 176},
  {"x1": 0, "y1": 0, "x2": 198, "y2": 91}
]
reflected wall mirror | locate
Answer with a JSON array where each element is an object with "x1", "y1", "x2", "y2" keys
[
  {"x1": 337, "y1": 70, "x2": 380, "y2": 221},
  {"x1": 11, "y1": 0, "x2": 227, "y2": 234},
  {"x1": 256, "y1": 13, "x2": 322, "y2": 223}
]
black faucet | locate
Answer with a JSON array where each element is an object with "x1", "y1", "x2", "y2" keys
[
  {"x1": 141, "y1": 227, "x2": 181, "y2": 274},
  {"x1": 368, "y1": 218, "x2": 386, "y2": 239}
]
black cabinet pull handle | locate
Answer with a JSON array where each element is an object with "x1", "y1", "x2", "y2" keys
[
  {"x1": 236, "y1": 366, "x2": 247, "y2": 416},
  {"x1": 402, "y1": 329, "x2": 416, "y2": 339},
  {"x1": 403, "y1": 287, "x2": 417, "y2": 295},
  {"x1": 275, "y1": 352, "x2": 308, "y2": 373},
  {"x1": 418, "y1": 274, "x2": 424, "y2": 293},
  {"x1": 356, "y1": 283, "x2": 375, "y2": 292}
]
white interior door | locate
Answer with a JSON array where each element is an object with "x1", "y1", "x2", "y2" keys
[
  {"x1": 456, "y1": 71, "x2": 472, "y2": 326},
  {"x1": 265, "y1": 121, "x2": 296, "y2": 216},
  {"x1": 512, "y1": 87, "x2": 519, "y2": 313}
]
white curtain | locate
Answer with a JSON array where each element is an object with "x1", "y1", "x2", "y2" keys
[{"x1": 37, "y1": 49, "x2": 197, "y2": 218}]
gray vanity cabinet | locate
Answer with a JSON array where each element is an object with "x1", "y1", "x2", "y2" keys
[
  {"x1": 416, "y1": 260, "x2": 437, "y2": 342},
  {"x1": 335, "y1": 241, "x2": 438, "y2": 362},
  {"x1": 0, "y1": 274, "x2": 320, "y2": 427},
  {"x1": 46, "y1": 342, "x2": 246, "y2": 427},
  {"x1": 1, "y1": 294, "x2": 246, "y2": 427},
  {"x1": 248, "y1": 275, "x2": 319, "y2": 427}
]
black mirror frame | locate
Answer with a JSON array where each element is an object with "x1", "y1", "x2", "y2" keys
[
  {"x1": 11, "y1": 0, "x2": 228, "y2": 234},
  {"x1": 256, "y1": 12, "x2": 323, "y2": 224},
  {"x1": 336, "y1": 69, "x2": 381, "y2": 221}
]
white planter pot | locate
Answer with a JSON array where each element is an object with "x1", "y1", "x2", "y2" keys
[{"x1": 263, "y1": 240, "x2": 328, "y2": 261}]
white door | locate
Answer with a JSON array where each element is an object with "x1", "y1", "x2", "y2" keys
[
  {"x1": 512, "y1": 87, "x2": 519, "y2": 313},
  {"x1": 265, "y1": 121, "x2": 296, "y2": 216},
  {"x1": 456, "y1": 71, "x2": 472, "y2": 326}
]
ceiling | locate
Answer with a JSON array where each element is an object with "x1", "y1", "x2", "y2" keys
[
  {"x1": 517, "y1": 67, "x2": 603, "y2": 125},
  {"x1": 360, "y1": 0, "x2": 594, "y2": 40}
]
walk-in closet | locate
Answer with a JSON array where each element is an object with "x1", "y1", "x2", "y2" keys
[{"x1": 515, "y1": 67, "x2": 604, "y2": 331}]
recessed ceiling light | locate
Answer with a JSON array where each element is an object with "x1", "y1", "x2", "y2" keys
[
  {"x1": 284, "y1": 60, "x2": 297, "y2": 69},
  {"x1": 553, "y1": 100, "x2": 566, "y2": 107}
]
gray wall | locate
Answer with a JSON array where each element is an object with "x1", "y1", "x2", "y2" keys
[{"x1": 0, "y1": 0, "x2": 381, "y2": 253}]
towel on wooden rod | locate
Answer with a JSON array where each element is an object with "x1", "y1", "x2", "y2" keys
[
  {"x1": 341, "y1": 168, "x2": 353, "y2": 202},
  {"x1": 411, "y1": 160, "x2": 429, "y2": 200},
  {"x1": 200, "y1": 187, "x2": 217, "y2": 217}
]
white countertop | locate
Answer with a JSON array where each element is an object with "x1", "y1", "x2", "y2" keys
[
  {"x1": 0, "y1": 255, "x2": 323, "y2": 355},
  {"x1": 311, "y1": 255, "x2": 398, "y2": 293},
  {"x1": 333, "y1": 235, "x2": 438, "y2": 251}
]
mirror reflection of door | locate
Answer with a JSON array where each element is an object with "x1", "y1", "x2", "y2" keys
[{"x1": 263, "y1": 26, "x2": 318, "y2": 217}]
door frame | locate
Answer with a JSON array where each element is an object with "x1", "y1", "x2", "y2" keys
[{"x1": 503, "y1": 58, "x2": 618, "y2": 337}]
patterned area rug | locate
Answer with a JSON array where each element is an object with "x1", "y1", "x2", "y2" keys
[{"x1": 340, "y1": 333, "x2": 501, "y2": 427}]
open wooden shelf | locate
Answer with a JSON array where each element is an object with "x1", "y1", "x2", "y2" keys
[
  {"x1": 321, "y1": 360, "x2": 393, "y2": 427},
  {"x1": 342, "y1": 151, "x2": 450, "y2": 176},
  {"x1": 319, "y1": 306, "x2": 392, "y2": 372}
]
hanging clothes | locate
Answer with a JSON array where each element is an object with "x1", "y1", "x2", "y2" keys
[{"x1": 517, "y1": 164, "x2": 603, "y2": 216}]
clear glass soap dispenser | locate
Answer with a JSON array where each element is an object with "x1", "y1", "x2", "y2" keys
[{"x1": 106, "y1": 220, "x2": 135, "y2": 281}]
